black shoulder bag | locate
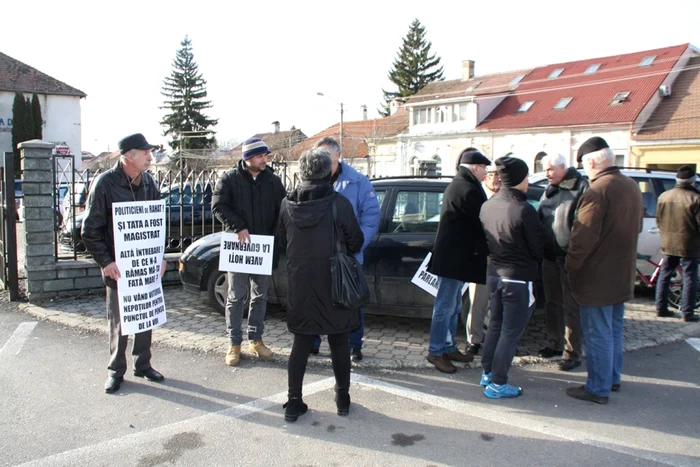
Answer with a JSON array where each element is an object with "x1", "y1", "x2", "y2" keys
[{"x1": 330, "y1": 197, "x2": 370, "y2": 310}]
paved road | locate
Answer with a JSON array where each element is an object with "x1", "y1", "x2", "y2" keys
[{"x1": 2, "y1": 298, "x2": 699, "y2": 467}]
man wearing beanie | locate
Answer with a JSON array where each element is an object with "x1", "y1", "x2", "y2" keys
[
  {"x1": 479, "y1": 156, "x2": 543, "y2": 398},
  {"x1": 426, "y1": 149, "x2": 491, "y2": 373},
  {"x1": 212, "y1": 137, "x2": 286, "y2": 366},
  {"x1": 565, "y1": 136, "x2": 643, "y2": 404},
  {"x1": 654, "y1": 165, "x2": 700, "y2": 323}
]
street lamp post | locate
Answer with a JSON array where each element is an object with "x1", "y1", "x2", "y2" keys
[{"x1": 317, "y1": 92, "x2": 344, "y2": 154}]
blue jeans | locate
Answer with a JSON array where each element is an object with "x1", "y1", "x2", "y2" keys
[
  {"x1": 579, "y1": 303, "x2": 625, "y2": 397},
  {"x1": 312, "y1": 307, "x2": 365, "y2": 351},
  {"x1": 428, "y1": 277, "x2": 465, "y2": 356},
  {"x1": 655, "y1": 255, "x2": 699, "y2": 318}
]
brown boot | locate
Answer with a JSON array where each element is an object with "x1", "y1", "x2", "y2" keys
[
  {"x1": 445, "y1": 348, "x2": 474, "y2": 363},
  {"x1": 249, "y1": 341, "x2": 273, "y2": 360},
  {"x1": 225, "y1": 345, "x2": 241, "y2": 366},
  {"x1": 427, "y1": 354, "x2": 457, "y2": 373}
]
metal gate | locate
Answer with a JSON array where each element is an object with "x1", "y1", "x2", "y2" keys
[{"x1": 0, "y1": 152, "x2": 19, "y2": 300}]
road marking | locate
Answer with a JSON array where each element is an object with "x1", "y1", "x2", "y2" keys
[
  {"x1": 686, "y1": 338, "x2": 700, "y2": 353},
  {"x1": 15, "y1": 376, "x2": 336, "y2": 467},
  {"x1": 352, "y1": 374, "x2": 696, "y2": 467},
  {"x1": 0, "y1": 322, "x2": 37, "y2": 359}
]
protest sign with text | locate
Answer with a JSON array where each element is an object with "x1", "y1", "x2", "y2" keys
[
  {"x1": 113, "y1": 200, "x2": 167, "y2": 335},
  {"x1": 411, "y1": 252, "x2": 468, "y2": 297},
  {"x1": 218, "y1": 233, "x2": 274, "y2": 276}
]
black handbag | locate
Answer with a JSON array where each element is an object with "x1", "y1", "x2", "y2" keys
[{"x1": 330, "y1": 197, "x2": 370, "y2": 310}]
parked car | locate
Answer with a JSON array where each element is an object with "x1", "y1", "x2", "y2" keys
[
  {"x1": 529, "y1": 167, "x2": 700, "y2": 277},
  {"x1": 178, "y1": 177, "x2": 546, "y2": 318},
  {"x1": 59, "y1": 181, "x2": 219, "y2": 253}
]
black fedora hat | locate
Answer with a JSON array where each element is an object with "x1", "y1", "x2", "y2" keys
[{"x1": 118, "y1": 133, "x2": 156, "y2": 154}]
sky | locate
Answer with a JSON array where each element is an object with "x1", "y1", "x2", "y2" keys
[{"x1": 3, "y1": 0, "x2": 700, "y2": 154}]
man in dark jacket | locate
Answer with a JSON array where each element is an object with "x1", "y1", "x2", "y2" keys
[
  {"x1": 82, "y1": 133, "x2": 166, "y2": 394},
  {"x1": 565, "y1": 137, "x2": 643, "y2": 404},
  {"x1": 426, "y1": 149, "x2": 491, "y2": 373},
  {"x1": 480, "y1": 156, "x2": 543, "y2": 399},
  {"x1": 277, "y1": 148, "x2": 364, "y2": 422},
  {"x1": 655, "y1": 165, "x2": 700, "y2": 322},
  {"x1": 537, "y1": 153, "x2": 589, "y2": 371},
  {"x1": 212, "y1": 138, "x2": 286, "y2": 367}
]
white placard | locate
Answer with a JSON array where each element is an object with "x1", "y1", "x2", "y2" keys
[
  {"x1": 112, "y1": 200, "x2": 167, "y2": 335},
  {"x1": 411, "y1": 252, "x2": 468, "y2": 297},
  {"x1": 218, "y1": 233, "x2": 274, "y2": 276}
]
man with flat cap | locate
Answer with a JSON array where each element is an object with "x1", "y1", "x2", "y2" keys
[
  {"x1": 82, "y1": 133, "x2": 167, "y2": 394},
  {"x1": 426, "y1": 148, "x2": 491, "y2": 373},
  {"x1": 480, "y1": 156, "x2": 543, "y2": 399},
  {"x1": 565, "y1": 136, "x2": 642, "y2": 404}
]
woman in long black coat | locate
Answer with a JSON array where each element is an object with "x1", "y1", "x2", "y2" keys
[{"x1": 277, "y1": 148, "x2": 364, "y2": 422}]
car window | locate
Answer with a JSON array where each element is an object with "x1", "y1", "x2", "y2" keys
[
  {"x1": 632, "y1": 177, "x2": 656, "y2": 218},
  {"x1": 390, "y1": 190, "x2": 443, "y2": 233},
  {"x1": 527, "y1": 185, "x2": 544, "y2": 210},
  {"x1": 374, "y1": 190, "x2": 386, "y2": 211}
]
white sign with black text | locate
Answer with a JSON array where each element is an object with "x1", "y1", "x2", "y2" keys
[
  {"x1": 112, "y1": 200, "x2": 167, "y2": 336},
  {"x1": 411, "y1": 252, "x2": 468, "y2": 297},
  {"x1": 218, "y1": 233, "x2": 274, "y2": 276}
]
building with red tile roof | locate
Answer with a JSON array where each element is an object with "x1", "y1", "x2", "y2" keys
[
  {"x1": 391, "y1": 44, "x2": 697, "y2": 174},
  {"x1": 631, "y1": 55, "x2": 700, "y2": 169}
]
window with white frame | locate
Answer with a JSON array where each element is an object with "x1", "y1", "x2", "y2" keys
[
  {"x1": 639, "y1": 56, "x2": 656, "y2": 67},
  {"x1": 584, "y1": 63, "x2": 601, "y2": 74},
  {"x1": 436, "y1": 106, "x2": 449, "y2": 123},
  {"x1": 452, "y1": 103, "x2": 468, "y2": 121},
  {"x1": 548, "y1": 68, "x2": 565, "y2": 79},
  {"x1": 517, "y1": 101, "x2": 535, "y2": 113},
  {"x1": 509, "y1": 74, "x2": 525, "y2": 86},
  {"x1": 610, "y1": 91, "x2": 630, "y2": 106},
  {"x1": 413, "y1": 107, "x2": 431, "y2": 125},
  {"x1": 553, "y1": 97, "x2": 573, "y2": 110}
]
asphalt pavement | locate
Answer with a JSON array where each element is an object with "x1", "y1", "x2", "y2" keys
[{"x1": 1, "y1": 294, "x2": 699, "y2": 467}]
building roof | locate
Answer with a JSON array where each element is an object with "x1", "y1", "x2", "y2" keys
[
  {"x1": 290, "y1": 107, "x2": 410, "y2": 160},
  {"x1": 230, "y1": 128, "x2": 307, "y2": 160},
  {"x1": 406, "y1": 69, "x2": 533, "y2": 104},
  {"x1": 477, "y1": 44, "x2": 690, "y2": 131},
  {"x1": 634, "y1": 55, "x2": 700, "y2": 141},
  {"x1": 0, "y1": 51, "x2": 86, "y2": 97}
]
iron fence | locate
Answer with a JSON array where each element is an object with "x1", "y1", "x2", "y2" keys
[{"x1": 55, "y1": 159, "x2": 299, "y2": 261}]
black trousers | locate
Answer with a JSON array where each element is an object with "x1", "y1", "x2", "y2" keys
[
  {"x1": 107, "y1": 286, "x2": 152, "y2": 377},
  {"x1": 288, "y1": 332, "x2": 351, "y2": 399},
  {"x1": 481, "y1": 276, "x2": 535, "y2": 385}
]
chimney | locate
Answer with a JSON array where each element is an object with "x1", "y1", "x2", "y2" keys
[
  {"x1": 390, "y1": 98, "x2": 403, "y2": 116},
  {"x1": 362, "y1": 105, "x2": 368, "y2": 121},
  {"x1": 462, "y1": 60, "x2": 475, "y2": 81},
  {"x1": 272, "y1": 121, "x2": 280, "y2": 133}
]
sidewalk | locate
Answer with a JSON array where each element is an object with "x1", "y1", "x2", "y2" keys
[{"x1": 18, "y1": 285, "x2": 700, "y2": 369}]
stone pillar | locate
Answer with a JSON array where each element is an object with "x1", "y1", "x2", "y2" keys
[{"x1": 19, "y1": 140, "x2": 60, "y2": 298}]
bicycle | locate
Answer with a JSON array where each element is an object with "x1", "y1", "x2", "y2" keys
[{"x1": 636, "y1": 253, "x2": 700, "y2": 311}]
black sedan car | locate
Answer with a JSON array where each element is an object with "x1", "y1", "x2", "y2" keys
[{"x1": 179, "y1": 177, "x2": 545, "y2": 318}]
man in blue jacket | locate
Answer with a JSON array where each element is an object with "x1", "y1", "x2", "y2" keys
[{"x1": 311, "y1": 137, "x2": 380, "y2": 362}]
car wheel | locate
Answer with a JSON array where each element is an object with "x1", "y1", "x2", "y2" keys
[{"x1": 207, "y1": 270, "x2": 227, "y2": 316}]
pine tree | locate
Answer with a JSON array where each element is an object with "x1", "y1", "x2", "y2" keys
[
  {"x1": 379, "y1": 19, "x2": 444, "y2": 116},
  {"x1": 160, "y1": 35, "x2": 218, "y2": 170},
  {"x1": 31, "y1": 94, "x2": 43, "y2": 140},
  {"x1": 11, "y1": 92, "x2": 32, "y2": 171}
]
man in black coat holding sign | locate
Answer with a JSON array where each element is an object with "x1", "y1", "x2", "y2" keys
[
  {"x1": 212, "y1": 138, "x2": 286, "y2": 367},
  {"x1": 82, "y1": 133, "x2": 167, "y2": 394},
  {"x1": 426, "y1": 149, "x2": 491, "y2": 373}
]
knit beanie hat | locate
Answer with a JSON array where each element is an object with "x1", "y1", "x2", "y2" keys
[
  {"x1": 576, "y1": 136, "x2": 609, "y2": 163},
  {"x1": 242, "y1": 138, "x2": 270, "y2": 160},
  {"x1": 299, "y1": 148, "x2": 332, "y2": 181},
  {"x1": 495, "y1": 156, "x2": 529, "y2": 188}
]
